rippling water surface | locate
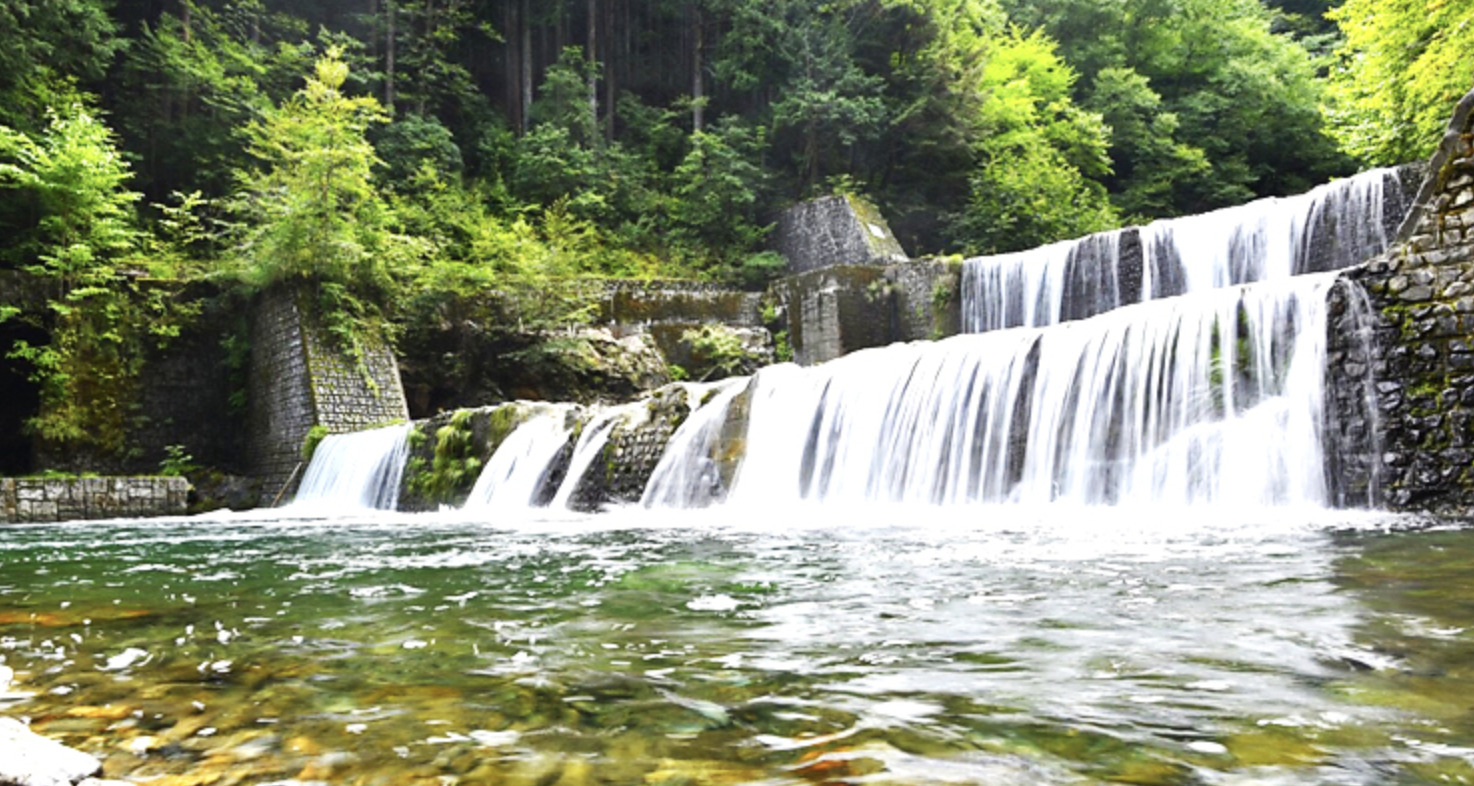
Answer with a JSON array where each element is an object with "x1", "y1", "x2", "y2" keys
[{"x1": 2, "y1": 507, "x2": 1473, "y2": 785}]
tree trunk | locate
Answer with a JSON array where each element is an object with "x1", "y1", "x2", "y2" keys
[
  {"x1": 385, "y1": 0, "x2": 397, "y2": 112},
  {"x1": 604, "y1": 0, "x2": 615, "y2": 141},
  {"x1": 587, "y1": 0, "x2": 598, "y2": 143},
  {"x1": 417, "y1": 0, "x2": 435, "y2": 115},
  {"x1": 692, "y1": 3, "x2": 704, "y2": 133},
  {"x1": 521, "y1": 0, "x2": 533, "y2": 133},
  {"x1": 181, "y1": 0, "x2": 191, "y2": 43},
  {"x1": 506, "y1": 0, "x2": 520, "y2": 133},
  {"x1": 367, "y1": 0, "x2": 377, "y2": 59}
]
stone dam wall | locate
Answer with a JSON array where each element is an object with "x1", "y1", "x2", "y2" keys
[
  {"x1": 246, "y1": 286, "x2": 409, "y2": 505},
  {"x1": 1335, "y1": 87, "x2": 1474, "y2": 513},
  {"x1": 396, "y1": 386, "x2": 700, "y2": 513}
]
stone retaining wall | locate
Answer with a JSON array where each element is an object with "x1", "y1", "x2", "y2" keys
[
  {"x1": 1338, "y1": 87, "x2": 1474, "y2": 513},
  {"x1": 0, "y1": 477, "x2": 189, "y2": 523},
  {"x1": 775, "y1": 194, "x2": 909, "y2": 275},
  {"x1": 246, "y1": 287, "x2": 409, "y2": 505}
]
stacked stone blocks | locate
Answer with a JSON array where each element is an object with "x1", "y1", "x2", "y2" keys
[
  {"x1": 246, "y1": 287, "x2": 410, "y2": 504},
  {"x1": 0, "y1": 477, "x2": 189, "y2": 523},
  {"x1": 1346, "y1": 87, "x2": 1474, "y2": 511}
]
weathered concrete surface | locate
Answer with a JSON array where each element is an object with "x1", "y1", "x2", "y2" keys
[
  {"x1": 765, "y1": 259, "x2": 964, "y2": 366},
  {"x1": 0, "y1": 477, "x2": 189, "y2": 523},
  {"x1": 775, "y1": 194, "x2": 908, "y2": 275},
  {"x1": 598, "y1": 280, "x2": 769, "y2": 373},
  {"x1": 767, "y1": 265, "x2": 893, "y2": 366},
  {"x1": 246, "y1": 287, "x2": 409, "y2": 505},
  {"x1": 1336, "y1": 86, "x2": 1474, "y2": 513}
]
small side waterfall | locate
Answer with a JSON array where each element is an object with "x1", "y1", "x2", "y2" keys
[
  {"x1": 719, "y1": 273, "x2": 1351, "y2": 508},
  {"x1": 962, "y1": 167, "x2": 1406, "y2": 332},
  {"x1": 642, "y1": 380, "x2": 746, "y2": 509},
  {"x1": 464, "y1": 413, "x2": 572, "y2": 510},
  {"x1": 548, "y1": 403, "x2": 647, "y2": 509},
  {"x1": 293, "y1": 424, "x2": 411, "y2": 510}
]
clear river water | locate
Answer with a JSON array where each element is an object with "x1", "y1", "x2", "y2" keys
[{"x1": 3, "y1": 506, "x2": 1473, "y2": 785}]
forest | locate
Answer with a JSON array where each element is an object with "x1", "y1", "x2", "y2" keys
[{"x1": 0, "y1": 0, "x2": 1471, "y2": 461}]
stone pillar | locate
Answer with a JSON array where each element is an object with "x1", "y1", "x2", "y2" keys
[
  {"x1": 774, "y1": 194, "x2": 908, "y2": 275},
  {"x1": 246, "y1": 287, "x2": 409, "y2": 504},
  {"x1": 768, "y1": 265, "x2": 894, "y2": 366},
  {"x1": 768, "y1": 195, "x2": 914, "y2": 365}
]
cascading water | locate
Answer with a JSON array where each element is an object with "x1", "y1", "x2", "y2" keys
[
  {"x1": 548, "y1": 403, "x2": 646, "y2": 509},
  {"x1": 961, "y1": 166, "x2": 1407, "y2": 332},
  {"x1": 1139, "y1": 166, "x2": 1404, "y2": 295},
  {"x1": 960, "y1": 230, "x2": 1128, "y2": 332},
  {"x1": 641, "y1": 380, "x2": 746, "y2": 509},
  {"x1": 720, "y1": 273, "x2": 1354, "y2": 508},
  {"x1": 292, "y1": 424, "x2": 410, "y2": 510},
  {"x1": 463, "y1": 411, "x2": 573, "y2": 510}
]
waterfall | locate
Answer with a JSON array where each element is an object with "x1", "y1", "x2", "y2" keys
[
  {"x1": 464, "y1": 412, "x2": 573, "y2": 510},
  {"x1": 641, "y1": 380, "x2": 746, "y2": 509},
  {"x1": 720, "y1": 273, "x2": 1347, "y2": 508},
  {"x1": 1140, "y1": 166, "x2": 1402, "y2": 296},
  {"x1": 548, "y1": 403, "x2": 646, "y2": 509},
  {"x1": 961, "y1": 230, "x2": 1128, "y2": 332},
  {"x1": 293, "y1": 424, "x2": 410, "y2": 510},
  {"x1": 961, "y1": 167, "x2": 1405, "y2": 332}
]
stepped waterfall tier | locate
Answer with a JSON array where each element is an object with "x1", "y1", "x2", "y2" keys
[
  {"x1": 464, "y1": 412, "x2": 573, "y2": 510},
  {"x1": 961, "y1": 166, "x2": 1410, "y2": 332},
  {"x1": 663, "y1": 274, "x2": 1358, "y2": 508},
  {"x1": 292, "y1": 424, "x2": 411, "y2": 510}
]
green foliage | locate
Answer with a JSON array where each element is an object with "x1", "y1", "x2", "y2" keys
[
  {"x1": 764, "y1": 3, "x2": 888, "y2": 194},
  {"x1": 158, "y1": 444, "x2": 199, "y2": 477},
  {"x1": 680, "y1": 324, "x2": 764, "y2": 381},
  {"x1": 0, "y1": 103, "x2": 199, "y2": 457},
  {"x1": 668, "y1": 121, "x2": 772, "y2": 271},
  {"x1": 0, "y1": 0, "x2": 122, "y2": 132},
  {"x1": 300, "y1": 424, "x2": 330, "y2": 463},
  {"x1": 117, "y1": 2, "x2": 314, "y2": 199},
  {"x1": 774, "y1": 330, "x2": 794, "y2": 364},
  {"x1": 231, "y1": 49, "x2": 405, "y2": 300},
  {"x1": 375, "y1": 114, "x2": 464, "y2": 190},
  {"x1": 0, "y1": 105, "x2": 139, "y2": 276},
  {"x1": 1326, "y1": 0, "x2": 1474, "y2": 166},
  {"x1": 1004, "y1": 0, "x2": 1349, "y2": 215},
  {"x1": 1086, "y1": 67, "x2": 1210, "y2": 221},
  {"x1": 948, "y1": 28, "x2": 1118, "y2": 253},
  {"x1": 407, "y1": 409, "x2": 484, "y2": 504}
]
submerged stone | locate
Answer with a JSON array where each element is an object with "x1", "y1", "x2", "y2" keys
[{"x1": 0, "y1": 717, "x2": 101, "y2": 786}]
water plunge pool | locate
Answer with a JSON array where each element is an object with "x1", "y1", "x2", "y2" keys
[{"x1": 2, "y1": 507, "x2": 1471, "y2": 784}]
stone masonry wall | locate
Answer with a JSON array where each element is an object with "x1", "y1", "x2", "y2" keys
[
  {"x1": 571, "y1": 385, "x2": 695, "y2": 510},
  {"x1": 246, "y1": 289, "x2": 314, "y2": 503},
  {"x1": 1337, "y1": 86, "x2": 1474, "y2": 513},
  {"x1": 133, "y1": 291, "x2": 246, "y2": 474},
  {"x1": 775, "y1": 194, "x2": 909, "y2": 275},
  {"x1": 246, "y1": 286, "x2": 409, "y2": 505},
  {"x1": 0, "y1": 477, "x2": 188, "y2": 523},
  {"x1": 301, "y1": 313, "x2": 409, "y2": 434}
]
